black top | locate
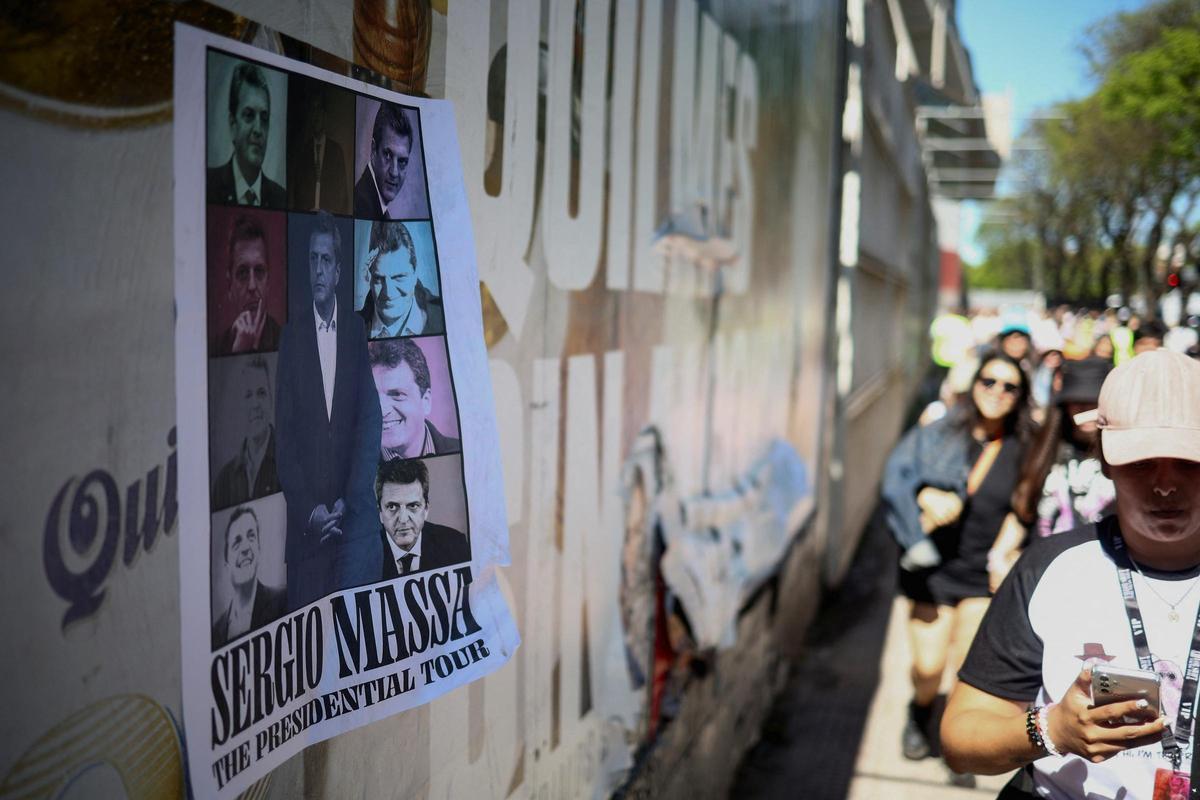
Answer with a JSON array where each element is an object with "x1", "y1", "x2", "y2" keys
[
  {"x1": 926, "y1": 435, "x2": 1023, "y2": 601},
  {"x1": 956, "y1": 517, "x2": 1200, "y2": 796}
]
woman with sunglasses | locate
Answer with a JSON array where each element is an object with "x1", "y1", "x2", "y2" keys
[
  {"x1": 988, "y1": 358, "x2": 1115, "y2": 584},
  {"x1": 881, "y1": 351, "x2": 1037, "y2": 769}
]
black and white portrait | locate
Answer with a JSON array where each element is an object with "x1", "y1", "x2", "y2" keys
[{"x1": 207, "y1": 52, "x2": 288, "y2": 208}]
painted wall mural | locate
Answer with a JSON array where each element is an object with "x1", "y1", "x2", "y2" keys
[{"x1": 0, "y1": 1, "x2": 840, "y2": 797}]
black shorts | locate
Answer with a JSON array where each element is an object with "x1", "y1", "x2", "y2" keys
[{"x1": 898, "y1": 562, "x2": 990, "y2": 607}]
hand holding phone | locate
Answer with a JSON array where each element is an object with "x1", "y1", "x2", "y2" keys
[
  {"x1": 1091, "y1": 664, "x2": 1162, "y2": 723},
  {"x1": 1040, "y1": 666, "x2": 1165, "y2": 764}
]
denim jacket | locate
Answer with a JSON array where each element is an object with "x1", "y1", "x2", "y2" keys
[{"x1": 880, "y1": 415, "x2": 971, "y2": 552}]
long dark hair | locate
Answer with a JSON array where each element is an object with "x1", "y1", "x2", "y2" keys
[
  {"x1": 1011, "y1": 401, "x2": 1104, "y2": 524},
  {"x1": 1011, "y1": 406, "x2": 1063, "y2": 525},
  {"x1": 948, "y1": 350, "x2": 1037, "y2": 445},
  {"x1": 1011, "y1": 357, "x2": 1110, "y2": 524}
]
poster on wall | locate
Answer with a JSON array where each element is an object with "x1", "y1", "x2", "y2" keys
[{"x1": 174, "y1": 24, "x2": 518, "y2": 798}]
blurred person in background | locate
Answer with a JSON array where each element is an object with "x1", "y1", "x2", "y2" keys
[
  {"x1": 924, "y1": 308, "x2": 975, "y2": 417},
  {"x1": 1073, "y1": 310, "x2": 1097, "y2": 357},
  {"x1": 931, "y1": 307, "x2": 973, "y2": 369},
  {"x1": 919, "y1": 355, "x2": 980, "y2": 427},
  {"x1": 1057, "y1": 307, "x2": 1078, "y2": 346},
  {"x1": 998, "y1": 319, "x2": 1034, "y2": 370},
  {"x1": 1133, "y1": 319, "x2": 1167, "y2": 355},
  {"x1": 1000, "y1": 358, "x2": 1114, "y2": 573},
  {"x1": 972, "y1": 308, "x2": 1001, "y2": 350},
  {"x1": 1164, "y1": 315, "x2": 1199, "y2": 355},
  {"x1": 1030, "y1": 335, "x2": 1065, "y2": 413},
  {"x1": 1091, "y1": 333, "x2": 1116, "y2": 363},
  {"x1": 882, "y1": 352, "x2": 1037, "y2": 771},
  {"x1": 1109, "y1": 308, "x2": 1135, "y2": 364}
]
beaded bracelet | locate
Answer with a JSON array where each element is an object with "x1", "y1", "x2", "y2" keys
[
  {"x1": 1025, "y1": 706, "x2": 1045, "y2": 751},
  {"x1": 1037, "y1": 703, "x2": 1062, "y2": 757}
]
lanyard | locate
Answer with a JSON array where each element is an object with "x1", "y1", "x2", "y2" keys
[{"x1": 1111, "y1": 529, "x2": 1200, "y2": 773}]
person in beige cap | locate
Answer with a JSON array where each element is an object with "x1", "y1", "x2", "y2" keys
[{"x1": 940, "y1": 349, "x2": 1200, "y2": 796}]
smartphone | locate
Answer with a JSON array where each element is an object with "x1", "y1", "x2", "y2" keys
[{"x1": 1091, "y1": 664, "x2": 1161, "y2": 722}]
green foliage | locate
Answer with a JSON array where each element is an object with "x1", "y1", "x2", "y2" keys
[
  {"x1": 1100, "y1": 26, "x2": 1200, "y2": 161},
  {"x1": 1084, "y1": 0, "x2": 1200, "y2": 68},
  {"x1": 966, "y1": 237, "x2": 1034, "y2": 291},
  {"x1": 981, "y1": 0, "x2": 1200, "y2": 313}
]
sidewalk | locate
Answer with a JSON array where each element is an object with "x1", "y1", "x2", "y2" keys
[{"x1": 731, "y1": 515, "x2": 1016, "y2": 799}]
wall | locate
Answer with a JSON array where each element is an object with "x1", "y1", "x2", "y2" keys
[
  {"x1": 0, "y1": 2, "x2": 902, "y2": 799},
  {"x1": 821, "y1": 0, "x2": 939, "y2": 585}
]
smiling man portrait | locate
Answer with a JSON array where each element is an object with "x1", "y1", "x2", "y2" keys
[
  {"x1": 359, "y1": 221, "x2": 444, "y2": 339},
  {"x1": 368, "y1": 338, "x2": 460, "y2": 461},
  {"x1": 211, "y1": 505, "x2": 286, "y2": 648}
]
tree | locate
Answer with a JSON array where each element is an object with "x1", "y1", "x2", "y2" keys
[
  {"x1": 979, "y1": 0, "x2": 1200, "y2": 313},
  {"x1": 1099, "y1": 21, "x2": 1200, "y2": 312}
]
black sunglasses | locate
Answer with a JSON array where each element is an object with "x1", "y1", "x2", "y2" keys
[{"x1": 978, "y1": 376, "x2": 1020, "y2": 395}]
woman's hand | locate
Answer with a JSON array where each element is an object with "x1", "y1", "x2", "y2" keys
[
  {"x1": 1045, "y1": 667, "x2": 1166, "y2": 763},
  {"x1": 917, "y1": 487, "x2": 964, "y2": 532},
  {"x1": 987, "y1": 549, "x2": 1020, "y2": 593},
  {"x1": 987, "y1": 514, "x2": 1027, "y2": 593}
]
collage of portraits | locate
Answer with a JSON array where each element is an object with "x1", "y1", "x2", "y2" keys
[{"x1": 204, "y1": 48, "x2": 469, "y2": 652}]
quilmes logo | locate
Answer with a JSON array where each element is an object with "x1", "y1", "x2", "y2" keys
[{"x1": 42, "y1": 428, "x2": 178, "y2": 630}]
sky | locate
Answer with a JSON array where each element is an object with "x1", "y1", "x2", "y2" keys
[{"x1": 956, "y1": 0, "x2": 1149, "y2": 265}]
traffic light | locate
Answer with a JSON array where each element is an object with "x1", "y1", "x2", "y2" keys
[{"x1": 1168, "y1": 272, "x2": 1181, "y2": 288}]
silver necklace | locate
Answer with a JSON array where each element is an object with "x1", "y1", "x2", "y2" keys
[{"x1": 1130, "y1": 559, "x2": 1200, "y2": 623}]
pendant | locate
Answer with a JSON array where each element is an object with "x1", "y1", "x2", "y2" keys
[{"x1": 1169, "y1": 610, "x2": 1181, "y2": 623}]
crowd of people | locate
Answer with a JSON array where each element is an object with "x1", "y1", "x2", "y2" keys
[{"x1": 882, "y1": 301, "x2": 1200, "y2": 797}]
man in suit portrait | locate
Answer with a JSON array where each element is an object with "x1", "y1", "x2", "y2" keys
[
  {"x1": 213, "y1": 215, "x2": 281, "y2": 355},
  {"x1": 212, "y1": 355, "x2": 281, "y2": 510},
  {"x1": 376, "y1": 458, "x2": 469, "y2": 580},
  {"x1": 289, "y1": 90, "x2": 350, "y2": 214},
  {"x1": 359, "y1": 221, "x2": 444, "y2": 338},
  {"x1": 354, "y1": 102, "x2": 412, "y2": 220},
  {"x1": 212, "y1": 506, "x2": 287, "y2": 649},
  {"x1": 275, "y1": 211, "x2": 382, "y2": 610},
  {"x1": 369, "y1": 338, "x2": 460, "y2": 460},
  {"x1": 208, "y1": 61, "x2": 286, "y2": 208}
]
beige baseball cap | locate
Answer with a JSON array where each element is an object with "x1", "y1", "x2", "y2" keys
[{"x1": 1074, "y1": 349, "x2": 1200, "y2": 465}]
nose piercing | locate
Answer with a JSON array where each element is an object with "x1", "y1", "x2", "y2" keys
[{"x1": 1154, "y1": 486, "x2": 1176, "y2": 497}]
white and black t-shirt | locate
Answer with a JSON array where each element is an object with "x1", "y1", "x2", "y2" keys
[{"x1": 960, "y1": 516, "x2": 1200, "y2": 799}]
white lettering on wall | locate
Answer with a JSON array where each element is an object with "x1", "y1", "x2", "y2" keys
[
  {"x1": 633, "y1": 0, "x2": 666, "y2": 293},
  {"x1": 544, "y1": 0, "x2": 611, "y2": 291},
  {"x1": 605, "y1": 0, "x2": 640, "y2": 291},
  {"x1": 446, "y1": 1, "x2": 540, "y2": 337},
  {"x1": 434, "y1": 3, "x2": 771, "y2": 795}
]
